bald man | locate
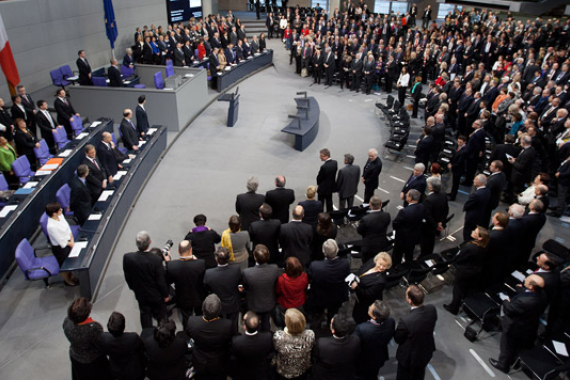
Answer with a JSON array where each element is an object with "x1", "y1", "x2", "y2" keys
[
  {"x1": 119, "y1": 108, "x2": 141, "y2": 151},
  {"x1": 362, "y1": 148, "x2": 382, "y2": 203},
  {"x1": 265, "y1": 175, "x2": 295, "y2": 224},
  {"x1": 489, "y1": 274, "x2": 547, "y2": 373},
  {"x1": 279, "y1": 205, "x2": 313, "y2": 267}
]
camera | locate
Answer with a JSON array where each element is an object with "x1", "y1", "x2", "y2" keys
[{"x1": 162, "y1": 239, "x2": 173, "y2": 256}]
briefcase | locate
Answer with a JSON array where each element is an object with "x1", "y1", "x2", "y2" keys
[{"x1": 301, "y1": 68, "x2": 308, "y2": 77}]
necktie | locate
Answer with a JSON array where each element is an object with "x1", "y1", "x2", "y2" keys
[
  {"x1": 44, "y1": 111, "x2": 55, "y2": 128},
  {"x1": 92, "y1": 158, "x2": 99, "y2": 170},
  {"x1": 63, "y1": 98, "x2": 68, "y2": 106},
  {"x1": 129, "y1": 120, "x2": 136, "y2": 130}
]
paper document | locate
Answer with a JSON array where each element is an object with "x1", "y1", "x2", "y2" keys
[
  {"x1": 98, "y1": 190, "x2": 114, "y2": 202},
  {"x1": 58, "y1": 149, "x2": 72, "y2": 157},
  {"x1": 68, "y1": 241, "x2": 88, "y2": 258},
  {"x1": 345, "y1": 273, "x2": 359, "y2": 284},
  {"x1": 146, "y1": 128, "x2": 157, "y2": 136},
  {"x1": 526, "y1": 269, "x2": 534, "y2": 275},
  {"x1": 498, "y1": 292, "x2": 509, "y2": 301},
  {"x1": 553, "y1": 341, "x2": 569, "y2": 357},
  {"x1": 124, "y1": 81, "x2": 131, "y2": 85},
  {"x1": 113, "y1": 171, "x2": 127, "y2": 180},
  {"x1": 23, "y1": 181, "x2": 38, "y2": 189},
  {"x1": 138, "y1": 140, "x2": 146, "y2": 147},
  {"x1": 425, "y1": 260, "x2": 435, "y2": 268},
  {"x1": 0, "y1": 205, "x2": 17, "y2": 218},
  {"x1": 40, "y1": 164, "x2": 59, "y2": 170},
  {"x1": 511, "y1": 271, "x2": 526, "y2": 282},
  {"x1": 35, "y1": 170, "x2": 52, "y2": 176},
  {"x1": 88, "y1": 214, "x2": 102, "y2": 221},
  {"x1": 90, "y1": 121, "x2": 101, "y2": 127},
  {"x1": 122, "y1": 158, "x2": 132, "y2": 164},
  {"x1": 75, "y1": 132, "x2": 88, "y2": 140}
]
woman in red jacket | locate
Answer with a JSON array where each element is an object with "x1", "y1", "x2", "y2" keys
[{"x1": 275, "y1": 256, "x2": 308, "y2": 327}]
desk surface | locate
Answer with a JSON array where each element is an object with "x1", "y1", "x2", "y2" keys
[
  {"x1": 216, "y1": 50, "x2": 274, "y2": 92},
  {"x1": 281, "y1": 97, "x2": 320, "y2": 136}
]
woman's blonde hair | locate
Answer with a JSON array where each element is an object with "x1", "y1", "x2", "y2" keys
[{"x1": 285, "y1": 308, "x2": 306, "y2": 335}]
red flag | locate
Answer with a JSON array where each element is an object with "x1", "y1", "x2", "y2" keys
[{"x1": 0, "y1": 12, "x2": 20, "y2": 87}]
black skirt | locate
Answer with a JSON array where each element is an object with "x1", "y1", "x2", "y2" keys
[{"x1": 52, "y1": 244, "x2": 71, "y2": 267}]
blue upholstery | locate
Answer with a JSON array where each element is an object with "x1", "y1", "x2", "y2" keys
[
  {"x1": 33, "y1": 139, "x2": 53, "y2": 166},
  {"x1": 50, "y1": 69, "x2": 71, "y2": 88},
  {"x1": 53, "y1": 127, "x2": 70, "y2": 149},
  {"x1": 165, "y1": 65, "x2": 175, "y2": 78},
  {"x1": 15, "y1": 238, "x2": 60, "y2": 285},
  {"x1": 11, "y1": 156, "x2": 35, "y2": 185},
  {"x1": 56, "y1": 184, "x2": 74, "y2": 217},
  {"x1": 121, "y1": 64, "x2": 135, "y2": 77},
  {"x1": 70, "y1": 117, "x2": 84, "y2": 136},
  {"x1": 154, "y1": 72, "x2": 164, "y2": 89},
  {"x1": 92, "y1": 77, "x2": 108, "y2": 87}
]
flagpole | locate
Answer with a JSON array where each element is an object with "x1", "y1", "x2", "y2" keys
[
  {"x1": 7, "y1": 83, "x2": 15, "y2": 97},
  {"x1": 112, "y1": 48, "x2": 115, "y2": 60}
]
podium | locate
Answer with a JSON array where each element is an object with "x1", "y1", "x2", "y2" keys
[{"x1": 218, "y1": 89, "x2": 240, "y2": 127}]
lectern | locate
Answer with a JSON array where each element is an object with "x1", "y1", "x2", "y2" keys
[{"x1": 218, "y1": 87, "x2": 240, "y2": 127}]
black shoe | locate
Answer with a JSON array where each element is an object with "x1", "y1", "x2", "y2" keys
[
  {"x1": 488, "y1": 359, "x2": 508, "y2": 374},
  {"x1": 443, "y1": 304, "x2": 458, "y2": 315},
  {"x1": 64, "y1": 281, "x2": 79, "y2": 287}
]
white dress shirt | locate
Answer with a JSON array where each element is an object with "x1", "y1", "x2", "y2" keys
[{"x1": 47, "y1": 216, "x2": 72, "y2": 248}]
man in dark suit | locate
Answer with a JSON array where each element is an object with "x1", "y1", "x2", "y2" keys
[
  {"x1": 518, "y1": 199, "x2": 547, "y2": 265},
  {"x1": 414, "y1": 128, "x2": 436, "y2": 169},
  {"x1": 322, "y1": 46, "x2": 335, "y2": 86},
  {"x1": 236, "y1": 176, "x2": 265, "y2": 230},
  {"x1": 230, "y1": 311, "x2": 274, "y2": 380},
  {"x1": 266, "y1": 12, "x2": 274, "y2": 39},
  {"x1": 362, "y1": 148, "x2": 382, "y2": 203},
  {"x1": 204, "y1": 247, "x2": 242, "y2": 331},
  {"x1": 393, "y1": 190, "x2": 425, "y2": 267},
  {"x1": 35, "y1": 100, "x2": 59, "y2": 154},
  {"x1": 317, "y1": 148, "x2": 338, "y2": 211},
  {"x1": 123, "y1": 231, "x2": 170, "y2": 328},
  {"x1": 411, "y1": 76, "x2": 423, "y2": 118},
  {"x1": 249, "y1": 203, "x2": 281, "y2": 265},
  {"x1": 279, "y1": 205, "x2": 313, "y2": 267},
  {"x1": 264, "y1": 175, "x2": 295, "y2": 224},
  {"x1": 463, "y1": 174, "x2": 491, "y2": 242},
  {"x1": 401, "y1": 163, "x2": 427, "y2": 206},
  {"x1": 173, "y1": 42, "x2": 185, "y2": 66},
  {"x1": 241, "y1": 245, "x2": 281, "y2": 332},
  {"x1": 97, "y1": 132, "x2": 120, "y2": 177},
  {"x1": 448, "y1": 135, "x2": 468, "y2": 201},
  {"x1": 185, "y1": 214, "x2": 221, "y2": 269},
  {"x1": 69, "y1": 164, "x2": 92, "y2": 226},
  {"x1": 534, "y1": 251, "x2": 560, "y2": 305},
  {"x1": 395, "y1": 285, "x2": 437, "y2": 380},
  {"x1": 354, "y1": 300, "x2": 395, "y2": 379},
  {"x1": 187, "y1": 294, "x2": 234, "y2": 379},
  {"x1": 313, "y1": 315, "x2": 361, "y2": 380},
  {"x1": 107, "y1": 59, "x2": 124, "y2": 87},
  {"x1": 120, "y1": 109, "x2": 141, "y2": 152},
  {"x1": 336, "y1": 153, "x2": 360, "y2": 209},
  {"x1": 489, "y1": 275, "x2": 547, "y2": 373},
  {"x1": 76, "y1": 50, "x2": 92, "y2": 85},
  {"x1": 16, "y1": 85, "x2": 36, "y2": 135},
  {"x1": 166, "y1": 240, "x2": 205, "y2": 328},
  {"x1": 508, "y1": 135, "x2": 536, "y2": 198},
  {"x1": 54, "y1": 88, "x2": 79, "y2": 139},
  {"x1": 135, "y1": 95, "x2": 150, "y2": 137},
  {"x1": 464, "y1": 120, "x2": 487, "y2": 185},
  {"x1": 82, "y1": 144, "x2": 109, "y2": 205},
  {"x1": 420, "y1": 177, "x2": 449, "y2": 257},
  {"x1": 357, "y1": 196, "x2": 391, "y2": 264},
  {"x1": 485, "y1": 160, "x2": 507, "y2": 224}
]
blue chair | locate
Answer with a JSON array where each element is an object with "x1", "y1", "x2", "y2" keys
[
  {"x1": 165, "y1": 65, "x2": 175, "y2": 78},
  {"x1": 70, "y1": 117, "x2": 84, "y2": 136},
  {"x1": 53, "y1": 127, "x2": 70, "y2": 150},
  {"x1": 59, "y1": 65, "x2": 78, "y2": 82},
  {"x1": 56, "y1": 184, "x2": 74, "y2": 217},
  {"x1": 194, "y1": 49, "x2": 199, "y2": 59},
  {"x1": 0, "y1": 173, "x2": 8, "y2": 207},
  {"x1": 15, "y1": 238, "x2": 60, "y2": 288},
  {"x1": 154, "y1": 72, "x2": 164, "y2": 89},
  {"x1": 121, "y1": 64, "x2": 135, "y2": 77},
  {"x1": 33, "y1": 139, "x2": 54, "y2": 166},
  {"x1": 40, "y1": 212, "x2": 80, "y2": 241},
  {"x1": 166, "y1": 59, "x2": 173, "y2": 67},
  {"x1": 92, "y1": 77, "x2": 108, "y2": 87},
  {"x1": 50, "y1": 69, "x2": 71, "y2": 88},
  {"x1": 11, "y1": 156, "x2": 35, "y2": 185},
  {"x1": 111, "y1": 133, "x2": 128, "y2": 155}
]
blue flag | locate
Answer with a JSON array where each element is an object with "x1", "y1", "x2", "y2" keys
[{"x1": 103, "y1": 0, "x2": 118, "y2": 49}]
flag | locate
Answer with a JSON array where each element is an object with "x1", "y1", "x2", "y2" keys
[
  {"x1": 103, "y1": 0, "x2": 118, "y2": 49},
  {"x1": 0, "y1": 11, "x2": 19, "y2": 87}
]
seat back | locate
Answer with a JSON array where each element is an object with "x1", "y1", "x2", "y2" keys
[
  {"x1": 92, "y1": 77, "x2": 108, "y2": 87},
  {"x1": 12, "y1": 156, "x2": 32, "y2": 181},
  {"x1": 0, "y1": 173, "x2": 8, "y2": 191},
  {"x1": 121, "y1": 64, "x2": 134, "y2": 77},
  {"x1": 165, "y1": 64, "x2": 175, "y2": 78},
  {"x1": 34, "y1": 139, "x2": 51, "y2": 165},
  {"x1": 166, "y1": 59, "x2": 173, "y2": 67},
  {"x1": 15, "y1": 239, "x2": 36, "y2": 278},
  {"x1": 386, "y1": 95, "x2": 395, "y2": 108},
  {"x1": 71, "y1": 117, "x2": 84, "y2": 135},
  {"x1": 60, "y1": 65, "x2": 73, "y2": 79},
  {"x1": 56, "y1": 184, "x2": 71, "y2": 211},
  {"x1": 39, "y1": 212, "x2": 49, "y2": 240},
  {"x1": 154, "y1": 72, "x2": 164, "y2": 89},
  {"x1": 50, "y1": 69, "x2": 64, "y2": 86},
  {"x1": 53, "y1": 127, "x2": 69, "y2": 149},
  {"x1": 194, "y1": 49, "x2": 199, "y2": 59}
]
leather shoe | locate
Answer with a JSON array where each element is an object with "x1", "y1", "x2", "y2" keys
[
  {"x1": 488, "y1": 359, "x2": 508, "y2": 373},
  {"x1": 443, "y1": 304, "x2": 458, "y2": 315}
]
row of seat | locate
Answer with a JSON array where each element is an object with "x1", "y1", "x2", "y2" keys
[{"x1": 49, "y1": 65, "x2": 78, "y2": 88}]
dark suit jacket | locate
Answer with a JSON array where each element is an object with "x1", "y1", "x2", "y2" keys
[
  {"x1": 401, "y1": 174, "x2": 427, "y2": 198},
  {"x1": 279, "y1": 221, "x2": 313, "y2": 266},
  {"x1": 11, "y1": 104, "x2": 27, "y2": 125},
  {"x1": 394, "y1": 304, "x2": 437, "y2": 368},
  {"x1": 265, "y1": 187, "x2": 295, "y2": 224},
  {"x1": 249, "y1": 219, "x2": 281, "y2": 264},
  {"x1": 393, "y1": 203, "x2": 425, "y2": 245},
  {"x1": 76, "y1": 57, "x2": 92, "y2": 85},
  {"x1": 307, "y1": 257, "x2": 350, "y2": 310},
  {"x1": 173, "y1": 48, "x2": 185, "y2": 66},
  {"x1": 487, "y1": 171, "x2": 507, "y2": 210},
  {"x1": 54, "y1": 97, "x2": 76, "y2": 127},
  {"x1": 502, "y1": 290, "x2": 547, "y2": 347},
  {"x1": 463, "y1": 187, "x2": 491, "y2": 229},
  {"x1": 14, "y1": 128, "x2": 36, "y2": 158},
  {"x1": 242, "y1": 263, "x2": 281, "y2": 313},
  {"x1": 185, "y1": 229, "x2": 221, "y2": 269},
  {"x1": 465, "y1": 128, "x2": 486, "y2": 159},
  {"x1": 100, "y1": 331, "x2": 147, "y2": 380},
  {"x1": 97, "y1": 141, "x2": 119, "y2": 177},
  {"x1": 317, "y1": 159, "x2": 338, "y2": 195},
  {"x1": 143, "y1": 333, "x2": 187, "y2": 380},
  {"x1": 35, "y1": 111, "x2": 57, "y2": 148},
  {"x1": 187, "y1": 317, "x2": 234, "y2": 377},
  {"x1": 123, "y1": 250, "x2": 170, "y2": 304},
  {"x1": 336, "y1": 164, "x2": 361, "y2": 200},
  {"x1": 166, "y1": 259, "x2": 206, "y2": 309},
  {"x1": 362, "y1": 157, "x2": 382, "y2": 190},
  {"x1": 82, "y1": 156, "x2": 107, "y2": 200},
  {"x1": 236, "y1": 191, "x2": 265, "y2": 230},
  {"x1": 108, "y1": 65, "x2": 124, "y2": 87},
  {"x1": 353, "y1": 259, "x2": 388, "y2": 323},
  {"x1": 423, "y1": 192, "x2": 449, "y2": 228},
  {"x1": 204, "y1": 264, "x2": 242, "y2": 315},
  {"x1": 299, "y1": 199, "x2": 323, "y2": 227},
  {"x1": 313, "y1": 334, "x2": 361, "y2": 380},
  {"x1": 354, "y1": 317, "x2": 395, "y2": 377},
  {"x1": 231, "y1": 332, "x2": 274, "y2": 380},
  {"x1": 135, "y1": 105, "x2": 149, "y2": 135},
  {"x1": 357, "y1": 211, "x2": 391, "y2": 255},
  {"x1": 120, "y1": 118, "x2": 140, "y2": 150},
  {"x1": 415, "y1": 136, "x2": 436, "y2": 166},
  {"x1": 450, "y1": 145, "x2": 468, "y2": 175},
  {"x1": 521, "y1": 212, "x2": 546, "y2": 253},
  {"x1": 69, "y1": 176, "x2": 92, "y2": 226},
  {"x1": 511, "y1": 146, "x2": 536, "y2": 185},
  {"x1": 455, "y1": 241, "x2": 486, "y2": 277}
]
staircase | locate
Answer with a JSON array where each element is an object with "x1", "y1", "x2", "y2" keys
[{"x1": 241, "y1": 19, "x2": 267, "y2": 39}]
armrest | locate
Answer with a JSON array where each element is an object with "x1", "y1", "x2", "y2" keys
[{"x1": 25, "y1": 266, "x2": 53, "y2": 279}]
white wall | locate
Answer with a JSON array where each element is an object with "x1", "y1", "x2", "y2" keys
[{"x1": 0, "y1": 0, "x2": 168, "y2": 100}]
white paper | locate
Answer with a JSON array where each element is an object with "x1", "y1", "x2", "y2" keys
[
  {"x1": 90, "y1": 121, "x2": 101, "y2": 127},
  {"x1": 112, "y1": 170, "x2": 127, "y2": 180},
  {"x1": 184, "y1": 73, "x2": 194, "y2": 78},
  {"x1": 498, "y1": 292, "x2": 509, "y2": 301},
  {"x1": 67, "y1": 76, "x2": 79, "y2": 80},
  {"x1": 23, "y1": 181, "x2": 38, "y2": 189},
  {"x1": 35, "y1": 170, "x2": 52, "y2": 176},
  {"x1": 0, "y1": 205, "x2": 17, "y2": 218},
  {"x1": 146, "y1": 128, "x2": 157, "y2": 136},
  {"x1": 511, "y1": 271, "x2": 526, "y2": 282},
  {"x1": 526, "y1": 269, "x2": 534, "y2": 275},
  {"x1": 68, "y1": 241, "x2": 88, "y2": 258},
  {"x1": 163, "y1": 87, "x2": 174, "y2": 91},
  {"x1": 58, "y1": 149, "x2": 72, "y2": 157},
  {"x1": 88, "y1": 214, "x2": 102, "y2": 221},
  {"x1": 40, "y1": 164, "x2": 59, "y2": 170},
  {"x1": 553, "y1": 340, "x2": 569, "y2": 357},
  {"x1": 425, "y1": 260, "x2": 435, "y2": 268},
  {"x1": 345, "y1": 273, "x2": 358, "y2": 284},
  {"x1": 225, "y1": 67, "x2": 232, "y2": 71},
  {"x1": 138, "y1": 140, "x2": 146, "y2": 147},
  {"x1": 122, "y1": 158, "x2": 132, "y2": 164},
  {"x1": 75, "y1": 132, "x2": 88, "y2": 140},
  {"x1": 124, "y1": 80, "x2": 131, "y2": 84},
  {"x1": 98, "y1": 190, "x2": 114, "y2": 202}
]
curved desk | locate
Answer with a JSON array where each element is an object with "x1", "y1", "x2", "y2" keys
[{"x1": 281, "y1": 96, "x2": 320, "y2": 152}]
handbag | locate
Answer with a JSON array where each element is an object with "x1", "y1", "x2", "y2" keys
[{"x1": 301, "y1": 68, "x2": 308, "y2": 77}]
